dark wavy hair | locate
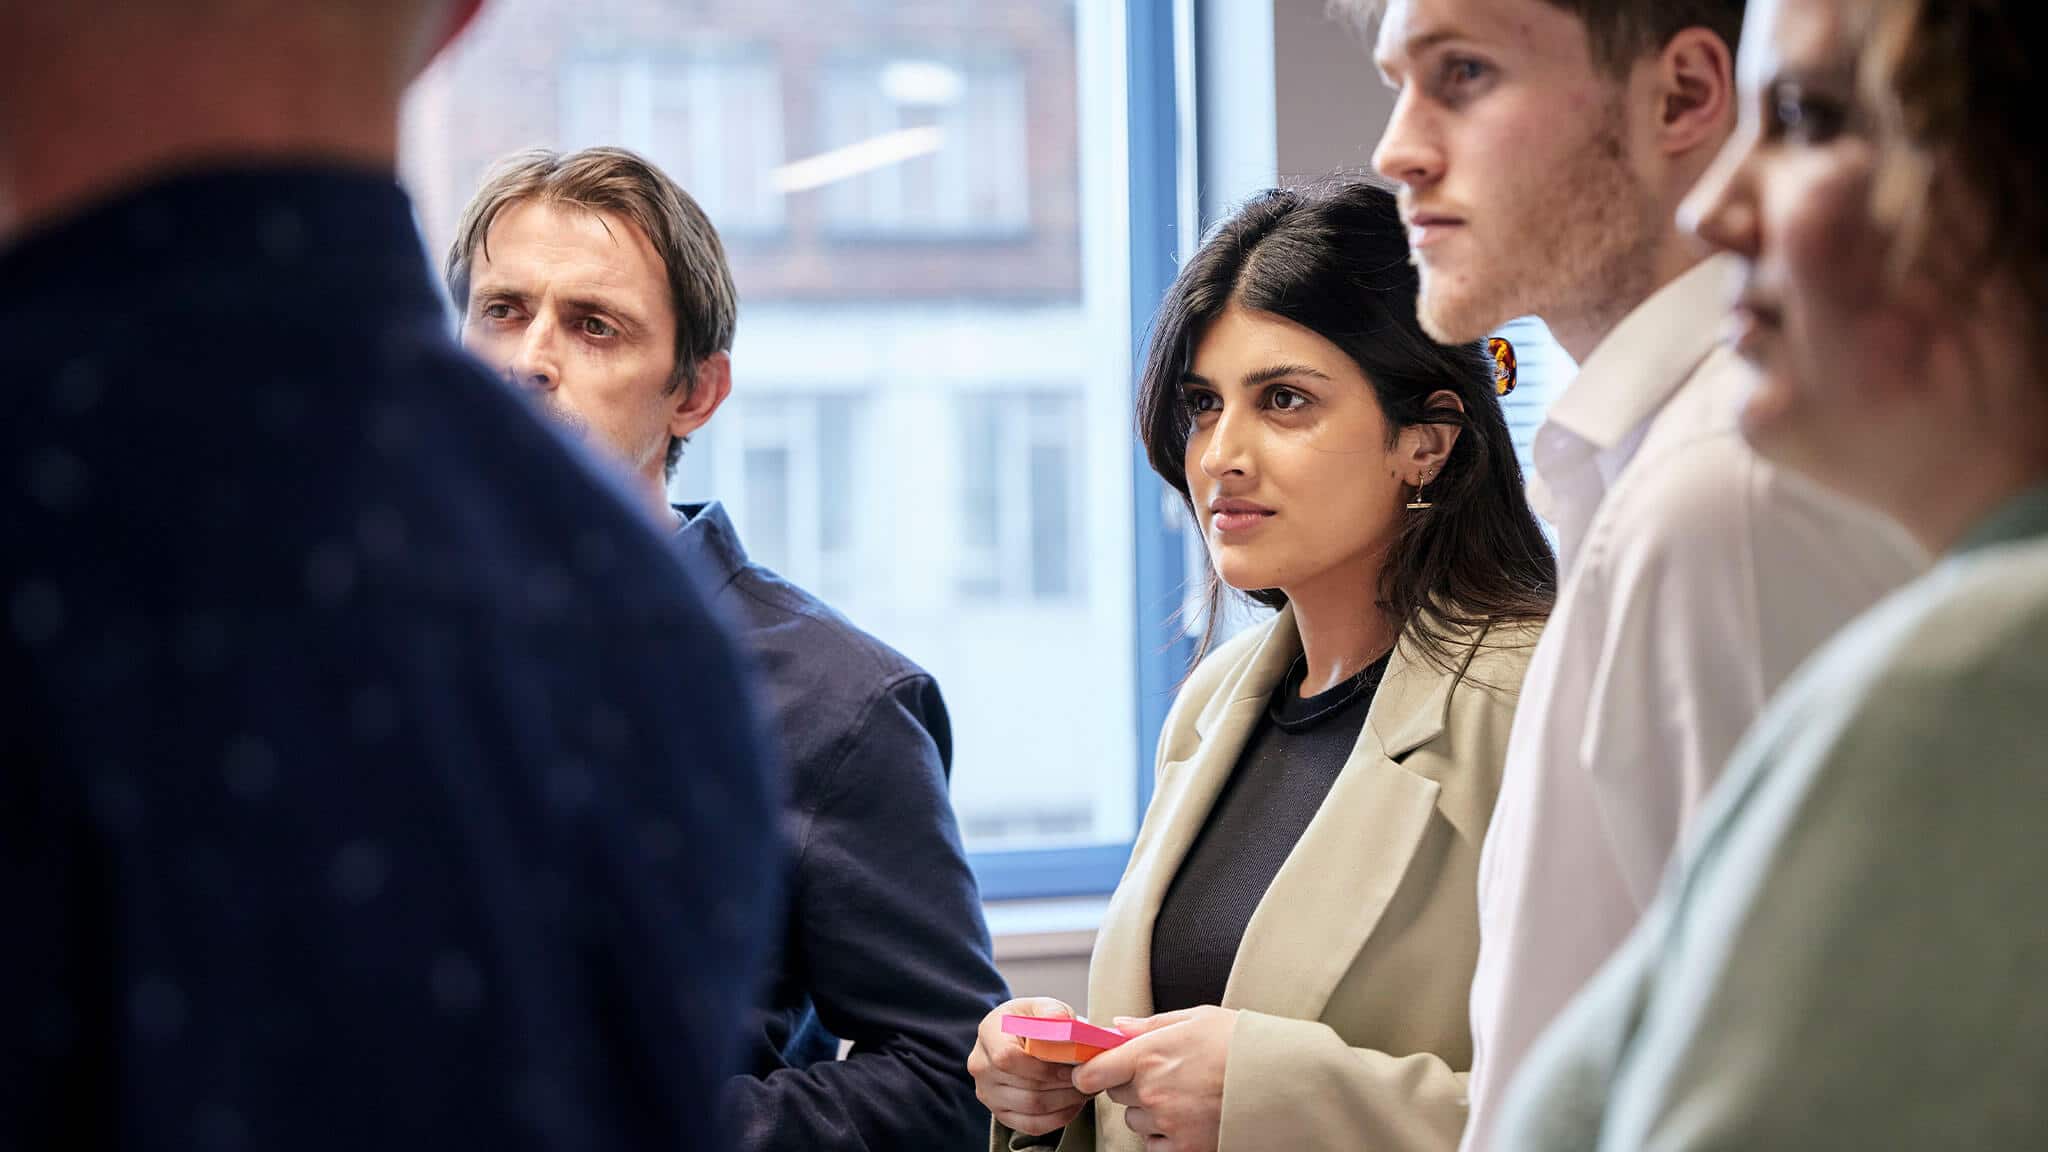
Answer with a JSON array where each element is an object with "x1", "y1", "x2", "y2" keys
[{"x1": 1137, "y1": 178, "x2": 1556, "y2": 673}]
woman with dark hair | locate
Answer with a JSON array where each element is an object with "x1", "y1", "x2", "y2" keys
[
  {"x1": 1494, "y1": 1, "x2": 2048, "y2": 1148},
  {"x1": 969, "y1": 179, "x2": 1555, "y2": 1152}
]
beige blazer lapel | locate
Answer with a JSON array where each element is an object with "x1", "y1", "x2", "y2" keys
[
  {"x1": 1218, "y1": 627, "x2": 1464, "y2": 1020},
  {"x1": 1086, "y1": 608, "x2": 1302, "y2": 1022}
]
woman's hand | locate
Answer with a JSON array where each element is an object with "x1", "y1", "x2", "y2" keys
[
  {"x1": 970, "y1": 997, "x2": 1093, "y2": 1137},
  {"x1": 1071, "y1": 1006, "x2": 1238, "y2": 1152}
]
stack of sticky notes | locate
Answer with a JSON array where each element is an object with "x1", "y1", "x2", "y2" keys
[{"x1": 1000, "y1": 1015, "x2": 1131, "y2": 1065}]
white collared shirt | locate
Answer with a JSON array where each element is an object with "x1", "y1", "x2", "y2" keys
[{"x1": 1459, "y1": 256, "x2": 1925, "y2": 1152}]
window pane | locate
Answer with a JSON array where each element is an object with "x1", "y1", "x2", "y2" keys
[
  {"x1": 1492, "y1": 315, "x2": 1574, "y2": 550},
  {"x1": 743, "y1": 442, "x2": 793, "y2": 575},
  {"x1": 959, "y1": 397, "x2": 1001, "y2": 555},
  {"x1": 1028, "y1": 438, "x2": 1072, "y2": 600},
  {"x1": 817, "y1": 53, "x2": 1030, "y2": 237},
  {"x1": 403, "y1": 0, "x2": 1140, "y2": 856},
  {"x1": 817, "y1": 394, "x2": 856, "y2": 555},
  {"x1": 955, "y1": 390, "x2": 1082, "y2": 603},
  {"x1": 1492, "y1": 316, "x2": 1574, "y2": 475}
]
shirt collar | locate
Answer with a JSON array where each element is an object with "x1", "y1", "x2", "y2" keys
[
  {"x1": 1956, "y1": 482, "x2": 2048, "y2": 556},
  {"x1": 1542, "y1": 254, "x2": 1742, "y2": 452},
  {"x1": 671, "y1": 501, "x2": 751, "y2": 589}
]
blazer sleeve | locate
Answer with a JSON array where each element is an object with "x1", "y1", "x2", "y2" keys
[
  {"x1": 1220, "y1": 1012, "x2": 1467, "y2": 1152},
  {"x1": 729, "y1": 674, "x2": 1009, "y2": 1152},
  {"x1": 987, "y1": 627, "x2": 1272, "y2": 1152},
  {"x1": 1208, "y1": 635, "x2": 1529, "y2": 1152}
]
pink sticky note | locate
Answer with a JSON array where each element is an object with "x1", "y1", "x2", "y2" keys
[{"x1": 1000, "y1": 1015, "x2": 1130, "y2": 1064}]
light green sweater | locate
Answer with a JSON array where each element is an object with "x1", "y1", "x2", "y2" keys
[{"x1": 1500, "y1": 484, "x2": 2048, "y2": 1151}]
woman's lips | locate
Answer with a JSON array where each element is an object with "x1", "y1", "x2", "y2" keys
[{"x1": 1208, "y1": 499, "x2": 1276, "y2": 535}]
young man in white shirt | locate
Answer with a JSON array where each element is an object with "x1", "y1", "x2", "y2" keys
[{"x1": 1364, "y1": 2, "x2": 1924, "y2": 1148}]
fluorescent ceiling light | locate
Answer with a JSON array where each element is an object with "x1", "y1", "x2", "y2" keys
[{"x1": 770, "y1": 125, "x2": 945, "y2": 193}]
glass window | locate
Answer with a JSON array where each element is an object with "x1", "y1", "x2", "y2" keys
[
  {"x1": 1492, "y1": 315, "x2": 1574, "y2": 480},
  {"x1": 559, "y1": 48, "x2": 787, "y2": 236},
  {"x1": 816, "y1": 53, "x2": 1031, "y2": 236},
  {"x1": 680, "y1": 392, "x2": 864, "y2": 602},
  {"x1": 403, "y1": 0, "x2": 1153, "y2": 882},
  {"x1": 956, "y1": 389, "x2": 1084, "y2": 603}
]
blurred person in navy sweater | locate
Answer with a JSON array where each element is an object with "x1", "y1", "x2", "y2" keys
[
  {"x1": 449, "y1": 145, "x2": 1007, "y2": 1152},
  {"x1": 0, "y1": 2, "x2": 779, "y2": 1149}
]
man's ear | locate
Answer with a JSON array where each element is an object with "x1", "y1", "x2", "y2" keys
[
  {"x1": 670, "y1": 350, "x2": 732, "y2": 442},
  {"x1": 1652, "y1": 26, "x2": 1737, "y2": 161}
]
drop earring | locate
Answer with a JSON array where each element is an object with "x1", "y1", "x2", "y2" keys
[{"x1": 1407, "y1": 467, "x2": 1437, "y2": 511}]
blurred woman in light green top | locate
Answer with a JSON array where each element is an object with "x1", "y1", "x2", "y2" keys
[{"x1": 1495, "y1": 0, "x2": 2048, "y2": 1148}]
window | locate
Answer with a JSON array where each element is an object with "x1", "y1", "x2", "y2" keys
[
  {"x1": 673, "y1": 392, "x2": 861, "y2": 601},
  {"x1": 956, "y1": 390, "x2": 1083, "y2": 602},
  {"x1": 560, "y1": 48, "x2": 787, "y2": 236},
  {"x1": 1492, "y1": 315, "x2": 1575, "y2": 483},
  {"x1": 404, "y1": 0, "x2": 1180, "y2": 898},
  {"x1": 817, "y1": 53, "x2": 1032, "y2": 237}
]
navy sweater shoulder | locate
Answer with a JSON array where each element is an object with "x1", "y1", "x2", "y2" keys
[{"x1": 0, "y1": 166, "x2": 780, "y2": 1152}]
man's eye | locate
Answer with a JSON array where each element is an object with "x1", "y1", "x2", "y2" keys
[
  {"x1": 1438, "y1": 56, "x2": 1490, "y2": 95},
  {"x1": 482, "y1": 303, "x2": 513, "y2": 320},
  {"x1": 582, "y1": 317, "x2": 617, "y2": 338}
]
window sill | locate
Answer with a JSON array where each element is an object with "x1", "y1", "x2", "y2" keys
[{"x1": 986, "y1": 895, "x2": 1109, "y2": 961}]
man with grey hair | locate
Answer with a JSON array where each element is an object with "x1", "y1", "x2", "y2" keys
[
  {"x1": 0, "y1": 3, "x2": 777, "y2": 1149},
  {"x1": 450, "y1": 145, "x2": 1007, "y2": 1152}
]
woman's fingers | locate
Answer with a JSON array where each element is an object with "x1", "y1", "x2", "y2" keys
[
  {"x1": 973, "y1": 994, "x2": 1092, "y2": 1135},
  {"x1": 989, "y1": 1042, "x2": 1083, "y2": 1085},
  {"x1": 980, "y1": 1081, "x2": 1090, "y2": 1117}
]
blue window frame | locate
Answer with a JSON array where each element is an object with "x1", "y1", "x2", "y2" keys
[{"x1": 968, "y1": 0, "x2": 1192, "y2": 901}]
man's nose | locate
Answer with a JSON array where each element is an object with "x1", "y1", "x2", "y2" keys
[
  {"x1": 510, "y1": 316, "x2": 560, "y2": 390},
  {"x1": 1372, "y1": 89, "x2": 1446, "y2": 192}
]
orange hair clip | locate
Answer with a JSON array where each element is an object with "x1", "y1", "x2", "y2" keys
[{"x1": 1488, "y1": 336, "x2": 1517, "y2": 397}]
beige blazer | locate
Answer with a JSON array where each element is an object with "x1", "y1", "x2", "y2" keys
[{"x1": 994, "y1": 605, "x2": 1538, "y2": 1152}]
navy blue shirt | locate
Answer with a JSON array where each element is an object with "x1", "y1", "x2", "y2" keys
[
  {"x1": 676, "y1": 504, "x2": 1007, "y2": 1152},
  {"x1": 0, "y1": 166, "x2": 780, "y2": 1152}
]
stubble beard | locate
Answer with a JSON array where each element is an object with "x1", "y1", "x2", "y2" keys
[
  {"x1": 1413, "y1": 102, "x2": 1662, "y2": 349},
  {"x1": 538, "y1": 397, "x2": 591, "y2": 439}
]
